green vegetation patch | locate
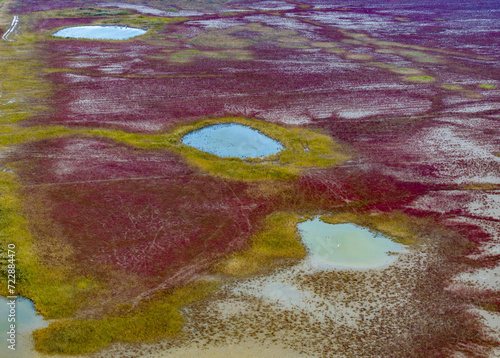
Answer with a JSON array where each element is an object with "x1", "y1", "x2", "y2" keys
[
  {"x1": 320, "y1": 211, "x2": 426, "y2": 246},
  {"x1": 34, "y1": 281, "x2": 219, "y2": 354},
  {"x1": 0, "y1": 42, "x2": 51, "y2": 123},
  {"x1": 375, "y1": 48, "x2": 396, "y2": 54},
  {"x1": 311, "y1": 42, "x2": 339, "y2": 48},
  {"x1": 0, "y1": 172, "x2": 98, "y2": 318},
  {"x1": 370, "y1": 62, "x2": 397, "y2": 69},
  {"x1": 0, "y1": 38, "x2": 93, "y2": 319},
  {"x1": 217, "y1": 212, "x2": 306, "y2": 276},
  {"x1": 325, "y1": 48, "x2": 345, "y2": 53},
  {"x1": 406, "y1": 75, "x2": 435, "y2": 83},
  {"x1": 442, "y1": 84, "x2": 464, "y2": 91},
  {"x1": 189, "y1": 32, "x2": 255, "y2": 48},
  {"x1": 399, "y1": 50, "x2": 440, "y2": 63},
  {"x1": 169, "y1": 49, "x2": 253, "y2": 63},
  {"x1": 479, "y1": 84, "x2": 498, "y2": 89},
  {"x1": 189, "y1": 23, "x2": 305, "y2": 49},
  {"x1": 390, "y1": 67, "x2": 421, "y2": 75},
  {"x1": 43, "y1": 7, "x2": 134, "y2": 18}
]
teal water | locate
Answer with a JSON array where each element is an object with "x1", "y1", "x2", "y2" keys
[
  {"x1": 297, "y1": 218, "x2": 405, "y2": 270},
  {"x1": 181, "y1": 123, "x2": 284, "y2": 159},
  {"x1": 0, "y1": 296, "x2": 48, "y2": 357},
  {"x1": 53, "y1": 25, "x2": 147, "y2": 40}
]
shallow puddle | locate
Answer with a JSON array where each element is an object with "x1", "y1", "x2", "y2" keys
[
  {"x1": 297, "y1": 218, "x2": 405, "y2": 269},
  {"x1": 181, "y1": 123, "x2": 284, "y2": 159},
  {"x1": 52, "y1": 25, "x2": 147, "y2": 40},
  {"x1": 0, "y1": 296, "x2": 48, "y2": 356}
]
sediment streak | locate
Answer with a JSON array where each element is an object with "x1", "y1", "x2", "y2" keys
[{"x1": 2, "y1": 16, "x2": 18, "y2": 41}]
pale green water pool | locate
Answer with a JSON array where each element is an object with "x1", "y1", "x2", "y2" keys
[{"x1": 297, "y1": 218, "x2": 405, "y2": 270}]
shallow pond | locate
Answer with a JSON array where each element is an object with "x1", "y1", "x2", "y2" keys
[
  {"x1": 53, "y1": 25, "x2": 147, "y2": 40},
  {"x1": 297, "y1": 218, "x2": 405, "y2": 270},
  {"x1": 181, "y1": 123, "x2": 284, "y2": 159},
  {"x1": 0, "y1": 296, "x2": 48, "y2": 356}
]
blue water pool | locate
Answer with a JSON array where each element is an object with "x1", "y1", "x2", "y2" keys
[
  {"x1": 181, "y1": 123, "x2": 284, "y2": 159},
  {"x1": 53, "y1": 25, "x2": 147, "y2": 40}
]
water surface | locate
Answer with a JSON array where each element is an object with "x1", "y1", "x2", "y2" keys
[
  {"x1": 0, "y1": 296, "x2": 48, "y2": 356},
  {"x1": 181, "y1": 123, "x2": 284, "y2": 159},
  {"x1": 297, "y1": 218, "x2": 404, "y2": 269},
  {"x1": 53, "y1": 25, "x2": 147, "y2": 40}
]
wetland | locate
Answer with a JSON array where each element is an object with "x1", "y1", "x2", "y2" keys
[{"x1": 0, "y1": 0, "x2": 499, "y2": 356}]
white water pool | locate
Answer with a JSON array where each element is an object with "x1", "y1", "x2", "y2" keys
[{"x1": 53, "y1": 25, "x2": 147, "y2": 40}]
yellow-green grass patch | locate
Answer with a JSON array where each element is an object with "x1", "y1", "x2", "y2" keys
[
  {"x1": 0, "y1": 42, "x2": 51, "y2": 123},
  {"x1": 342, "y1": 32, "x2": 371, "y2": 42},
  {"x1": 169, "y1": 49, "x2": 253, "y2": 63},
  {"x1": 39, "y1": 7, "x2": 134, "y2": 18},
  {"x1": 375, "y1": 48, "x2": 397, "y2": 54},
  {"x1": 311, "y1": 42, "x2": 339, "y2": 48},
  {"x1": 342, "y1": 31, "x2": 488, "y2": 60},
  {"x1": 389, "y1": 67, "x2": 421, "y2": 75},
  {"x1": 189, "y1": 32, "x2": 255, "y2": 48},
  {"x1": 458, "y1": 183, "x2": 499, "y2": 190},
  {"x1": 277, "y1": 36, "x2": 309, "y2": 43},
  {"x1": 370, "y1": 62, "x2": 397, "y2": 68},
  {"x1": 0, "y1": 172, "x2": 99, "y2": 318},
  {"x1": 216, "y1": 212, "x2": 306, "y2": 276},
  {"x1": 399, "y1": 50, "x2": 441, "y2": 63},
  {"x1": 442, "y1": 84, "x2": 464, "y2": 91},
  {"x1": 320, "y1": 211, "x2": 427, "y2": 246},
  {"x1": 406, "y1": 75, "x2": 436, "y2": 83},
  {"x1": 40, "y1": 7, "x2": 182, "y2": 26},
  {"x1": 341, "y1": 39, "x2": 363, "y2": 45},
  {"x1": 479, "y1": 84, "x2": 498, "y2": 89},
  {"x1": 325, "y1": 48, "x2": 345, "y2": 53},
  {"x1": 33, "y1": 280, "x2": 219, "y2": 355}
]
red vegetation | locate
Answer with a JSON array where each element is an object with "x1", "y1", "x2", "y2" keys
[{"x1": 7, "y1": 0, "x2": 500, "y2": 354}]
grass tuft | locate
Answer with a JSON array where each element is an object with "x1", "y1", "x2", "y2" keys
[
  {"x1": 406, "y1": 75, "x2": 435, "y2": 83},
  {"x1": 217, "y1": 212, "x2": 305, "y2": 276},
  {"x1": 320, "y1": 211, "x2": 426, "y2": 246},
  {"x1": 34, "y1": 280, "x2": 219, "y2": 354},
  {"x1": 479, "y1": 84, "x2": 497, "y2": 89}
]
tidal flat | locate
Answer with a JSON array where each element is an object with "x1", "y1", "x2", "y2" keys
[{"x1": 0, "y1": 0, "x2": 499, "y2": 357}]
